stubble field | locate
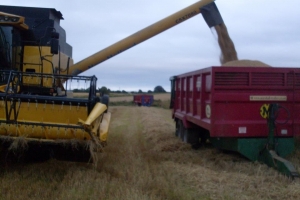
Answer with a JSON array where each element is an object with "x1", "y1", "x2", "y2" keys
[
  {"x1": 73, "y1": 92, "x2": 170, "y2": 103},
  {"x1": 1, "y1": 106, "x2": 300, "y2": 200}
]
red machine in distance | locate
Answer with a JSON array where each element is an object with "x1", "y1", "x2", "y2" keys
[{"x1": 133, "y1": 94, "x2": 154, "y2": 106}]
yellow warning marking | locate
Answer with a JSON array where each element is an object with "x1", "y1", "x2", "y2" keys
[{"x1": 260, "y1": 104, "x2": 270, "y2": 119}]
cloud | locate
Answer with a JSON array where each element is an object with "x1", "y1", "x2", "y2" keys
[{"x1": 2, "y1": 0, "x2": 300, "y2": 92}]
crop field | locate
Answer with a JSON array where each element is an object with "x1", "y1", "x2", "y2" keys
[
  {"x1": 1, "y1": 106, "x2": 300, "y2": 200},
  {"x1": 73, "y1": 92, "x2": 170, "y2": 102},
  {"x1": 109, "y1": 93, "x2": 170, "y2": 102}
]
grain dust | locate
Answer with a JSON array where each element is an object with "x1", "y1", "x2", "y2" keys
[
  {"x1": 213, "y1": 23, "x2": 271, "y2": 67},
  {"x1": 214, "y1": 23, "x2": 238, "y2": 64}
]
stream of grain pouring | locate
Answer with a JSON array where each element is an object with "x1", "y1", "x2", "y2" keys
[{"x1": 212, "y1": 16, "x2": 270, "y2": 67}]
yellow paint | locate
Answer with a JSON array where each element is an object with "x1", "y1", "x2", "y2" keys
[
  {"x1": 0, "y1": 101, "x2": 110, "y2": 142},
  {"x1": 84, "y1": 103, "x2": 107, "y2": 125},
  {"x1": 52, "y1": 52, "x2": 74, "y2": 73},
  {"x1": 23, "y1": 46, "x2": 54, "y2": 87},
  {"x1": 260, "y1": 104, "x2": 270, "y2": 119},
  {"x1": 0, "y1": 84, "x2": 20, "y2": 93},
  {"x1": 0, "y1": 100, "x2": 87, "y2": 123},
  {"x1": 78, "y1": 103, "x2": 109, "y2": 142},
  {"x1": 22, "y1": 46, "x2": 74, "y2": 89},
  {"x1": 0, "y1": 12, "x2": 28, "y2": 30},
  {"x1": 0, "y1": 123, "x2": 90, "y2": 140},
  {"x1": 100, "y1": 112, "x2": 111, "y2": 142}
]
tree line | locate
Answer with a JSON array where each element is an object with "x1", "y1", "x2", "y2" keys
[{"x1": 73, "y1": 85, "x2": 166, "y2": 94}]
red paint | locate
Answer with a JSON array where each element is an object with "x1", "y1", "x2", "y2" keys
[
  {"x1": 133, "y1": 94, "x2": 154, "y2": 106},
  {"x1": 171, "y1": 66, "x2": 300, "y2": 138}
]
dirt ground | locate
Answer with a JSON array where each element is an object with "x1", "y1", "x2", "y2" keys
[{"x1": 1, "y1": 106, "x2": 300, "y2": 200}]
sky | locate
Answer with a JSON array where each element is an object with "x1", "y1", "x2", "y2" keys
[{"x1": 2, "y1": 0, "x2": 300, "y2": 92}]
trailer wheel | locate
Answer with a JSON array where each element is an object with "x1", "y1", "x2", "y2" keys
[
  {"x1": 199, "y1": 128, "x2": 210, "y2": 145},
  {"x1": 175, "y1": 120, "x2": 179, "y2": 137},
  {"x1": 178, "y1": 120, "x2": 184, "y2": 140},
  {"x1": 183, "y1": 128, "x2": 200, "y2": 146},
  {"x1": 183, "y1": 128, "x2": 188, "y2": 143}
]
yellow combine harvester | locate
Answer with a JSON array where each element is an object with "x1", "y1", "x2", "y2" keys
[
  {"x1": 0, "y1": 8, "x2": 111, "y2": 162},
  {"x1": 0, "y1": 0, "x2": 220, "y2": 162}
]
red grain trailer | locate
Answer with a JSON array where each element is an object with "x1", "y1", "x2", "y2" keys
[
  {"x1": 133, "y1": 94, "x2": 154, "y2": 106},
  {"x1": 170, "y1": 66, "x2": 300, "y2": 177}
]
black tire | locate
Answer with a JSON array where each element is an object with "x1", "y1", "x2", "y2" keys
[
  {"x1": 175, "y1": 120, "x2": 179, "y2": 137},
  {"x1": 191, "y1": 131, "x2": 201, "y2": 147},
  {"x1": 183, "y1": 128, "x2": 200, "y2": 145},
  {"x1": 183, "y1": 128, "x2": 189, "y2": 143},
  {"x1": 178, "y1": 120, "x2": 185, "y2": 140},
  {"x1": 199, "y1": 129, "x2": 210, "y2": 145}
]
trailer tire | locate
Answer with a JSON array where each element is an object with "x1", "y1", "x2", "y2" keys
[
  {"x1": 183, "y1": 129, "x2": 189, "y2": 143},
  {"x1": 199, "y1": 128, "x2": 210, "y2": 145},
  {"x1": 178, "y1": 120, "x2": 184, "y2": 140},
  {"x1": 183, "y1": 128, "x2": 200, "y2": 146},
  {"x1": 175, "y1": 120, "x2": 180, "y2": 137}
]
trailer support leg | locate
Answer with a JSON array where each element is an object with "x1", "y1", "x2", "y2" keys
[
  {"x1": 258, "y1": 103, "x2": 299, "y2": 178},
  {"x1": 259, "y1": 149, "x2": 299, "y2": 178}
]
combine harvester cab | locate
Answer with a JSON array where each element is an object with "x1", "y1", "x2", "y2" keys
[
  {"x1": 0, "y1": 7, "x2": 110, "y2": 162},
  {"x1": 170, "y1": 66, "x2": 300, "y2": 177}
]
